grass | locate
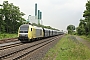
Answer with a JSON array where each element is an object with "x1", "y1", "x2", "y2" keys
[
  {"x1": 0, "y1": 33, "x2": 17, "y2": 40},
  {"x1": 43, "y1": 35, "x2": 90, "y2": 60},
  {"x1": 79, "y1": 35, "x2": 90, "y2": 42}
]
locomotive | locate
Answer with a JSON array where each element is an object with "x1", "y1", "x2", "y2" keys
[{"x1": 18, "y1": 24, "x2": 63, "y2": 42}]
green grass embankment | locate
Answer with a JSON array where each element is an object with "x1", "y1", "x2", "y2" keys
[
  {"x1": 79, "y1": 35, "x2": 90, "y2": 42},
  {"x1": 0, "y1": 33, "x2": 17, "y2": 40},
  {"x1": 43, "y1": 35, "x2": 90, "y2": 60}
]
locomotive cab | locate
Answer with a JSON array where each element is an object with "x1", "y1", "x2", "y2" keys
[{"x1": 18, "y1": 24, "x2": 33, "y2": 42}]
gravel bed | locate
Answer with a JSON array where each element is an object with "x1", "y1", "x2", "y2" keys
[
  {"x1": 19, "y1": 35, "x2": 63, "y2": 60},
  {"x1": 0, "y1": 35, "x2": 63, "y2": 60},
  {"x1": 0, "y1": 36, "x2": 57, "y2": 60},
  {"x1": 0, "y1": 38, "x2": 18, "y2": 44}
]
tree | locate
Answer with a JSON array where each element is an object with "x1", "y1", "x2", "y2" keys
[
  {"x1": 76, "y1": 1, "x2": 90, "y2": 36},
  {"x1": 83, "y1": 0, "x2": 90, "y2": 34},
  {"x1": 0, "y1": 1, "x2": 25, "y2": 33},
  {"x1": 67, "y1": 25, "x2": 75, "y2": 34}
]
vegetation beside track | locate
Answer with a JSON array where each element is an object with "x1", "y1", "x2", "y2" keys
[
  {"x1": 43, "y1": 35, "x2": 90, "y2": 60},
  {"x1": 79, "y1": 35, "x2": 90, "y2": 42},
  {"x1": 0, "y1": 33, "x2": 17, "y2": 40}
]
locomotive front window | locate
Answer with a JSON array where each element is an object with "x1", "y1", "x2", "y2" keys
[
  {"x1": 20, "y1": 25, "x2": 29, "y2": 30},
  {"x1": 20, "y1": 28, "x2": 28, "y2": 30}
]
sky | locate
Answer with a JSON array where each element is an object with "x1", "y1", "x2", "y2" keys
[{"x1": 0, "y1": 0, "x2": 87, "y2": 31}]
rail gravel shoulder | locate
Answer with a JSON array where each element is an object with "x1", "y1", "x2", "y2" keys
[
  {"x1": 0, "y1": 35, "x2": 63, "y2": 60},
  {"x1": 0, "y1": 38, "x2": 18, "y2": 44}
]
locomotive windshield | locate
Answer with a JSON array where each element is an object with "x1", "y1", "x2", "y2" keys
[{"x1": 20, "y1": 24, "x2": 29, "y2": 30}]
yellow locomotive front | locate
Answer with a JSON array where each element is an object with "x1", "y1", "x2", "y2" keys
[
  {"x1": 18, "y1": 24, "x2": 33, "y2": 42},
  {"x1": 18, "y1": 24, "x2": 44, "y2": 42}
]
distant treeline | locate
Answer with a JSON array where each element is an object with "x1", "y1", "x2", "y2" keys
[{"x1": 0, "y1": 1, "x2": 60, "y2": 34}]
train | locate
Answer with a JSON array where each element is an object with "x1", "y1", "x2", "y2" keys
[{"x1": 18, "y1": 24, "x2": 64, "y2": 42}]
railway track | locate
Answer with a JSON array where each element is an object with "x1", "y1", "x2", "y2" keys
[
  {"x1": 0, "y1": 36, "x2": 61, "y2": 60},
  {"x1": 0, "y1": 38, "x2": 18, "y2": 44},
  {"x1": 0, "y1": 42, "x2": 23, "y2": 50},
  {"x1": 0, "y1": 37, "x2": 53, "y2": 50}
]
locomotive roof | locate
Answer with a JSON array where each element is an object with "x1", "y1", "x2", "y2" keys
[
  {"x1": 20, "y1": 24, "x2": 60, "y2": 31},
  {"x1": 33, "y1": 26, "x2": 43, "y2": 30},
  {"x1": 20, "y1": 24, "x2": 29, "y2": 27},
  {"x1": 20, "y1": 24, "x2": 33, "y2": 27},
  {"x1": 44, "y1": 28, "x2": 52, "y2": 31},
  {"x1": 20, "y1": 24, "x2": 43, "y2": 29},
  {"x1": 20, "y1": 24, "x2": 29, "y2": 26}
]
